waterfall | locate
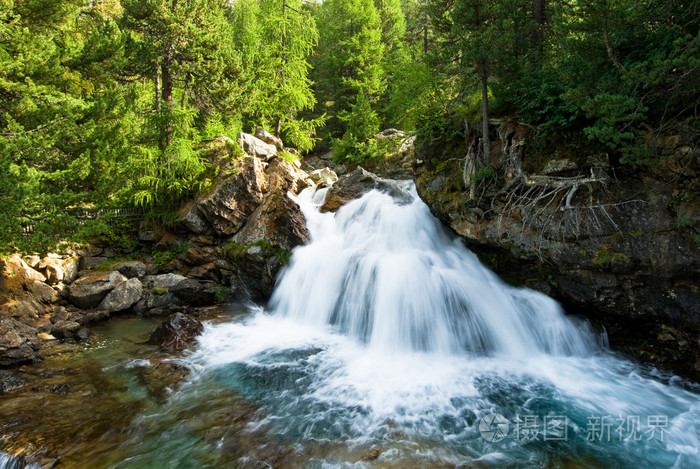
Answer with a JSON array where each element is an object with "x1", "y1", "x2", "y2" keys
[
  {"x1": 269, "y1": 181, "x2": 597, "y2": 357},
  {"x1": 186, "y1": 178, "x2": 699, "y2": 468}
]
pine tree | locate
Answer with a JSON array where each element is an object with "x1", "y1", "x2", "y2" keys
[
  {"x1": 246, "y1": 0, "x2": 323, "y2": 152},
  {"x1": 313, "y1": 0, "x2": 386, "y2": 140}
]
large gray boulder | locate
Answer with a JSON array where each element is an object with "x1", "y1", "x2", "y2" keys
[
  {"x1": 67, "y1": 271, "x2": 127, "y2": 309},
  {"x1": 254, "y1": 128, "x2": 284, "y2": 150},
  {"x1": 98, "y1": 278, "x2": 143, "y2": 312},
  {"x1": 237, "y1": 132, "x2": 277, "y2": 160},
  {"x1": 113, "y1": 261, "x2": 147, "y2": 279}
]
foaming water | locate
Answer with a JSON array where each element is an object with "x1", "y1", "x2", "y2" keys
[
  {"x1": 186, "y1": 183, "x2": 700, "y2": 467},
  {"x1": 271, "y1": 182, "x2": 595, "y2": 357}
]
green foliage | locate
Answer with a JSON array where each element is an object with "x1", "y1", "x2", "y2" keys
[
  {"x1": 152, "y1": 242, "x2": 188, "y2": 267},
  {"x1": 312, "y1": 0, "x2": 386, "y2": 141},
  {"x1": 224, "y1": 240, "x2": 292, "y2": 265},
  {"x1": 470, "y1": 166, "x2": 496, "y2": 185}
]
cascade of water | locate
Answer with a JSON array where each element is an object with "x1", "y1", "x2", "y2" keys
[{"x1": 269, "y1": 182, "x2": 597, "y2": 357}]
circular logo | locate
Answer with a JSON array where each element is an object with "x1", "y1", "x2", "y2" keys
[{"x1": 479, "y1": 413, "x2": 510, "y2": 442}]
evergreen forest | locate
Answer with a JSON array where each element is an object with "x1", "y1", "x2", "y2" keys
[{"x1": 1, "y1": 0, "x2": 698, "y2": 253}]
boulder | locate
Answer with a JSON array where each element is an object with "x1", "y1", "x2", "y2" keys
[
  {"x1": 0, "y1": 316, "x2": 42, "y2": 366},
  {"x1": 7, "y1": 254, "x2": 45, "y2": 283},
  {"x1": 309, "y1": 167, "x2": 338, "y2": 187},
  {"x1": 143, "y1": 273, "x2": 187, "y2": 290},
  {"x1": 320, "y1": 167, "x2": 408, "y2": 213},
  {"x1": 169, "y1": 279, "x2": 219, "y2": 306},
  {"x1": 31, "y1": 281, "x2": 59, "y2": 304},
  {"x1": 98, "y1": 278, "x2": 143, "y2": 312},
  {"x1": 67, "y1": 271, "x2": 127, "y2": 309},
  {"x1": 113, "y1": 261, "x2": 147, "y2": 279},
  {"x1": 147, "y1": 312, "x2": 203, "y2": 352},
  {"x1": 38, "y1": 256, "x2": 79, "y2": 284},
  {"x1": 254, "y1": 128, "x2": 284, "y2": 150},
  {"x1": 196, "y1": 156, "x2": 268, "y2": 236},
  {"x1": 50, "y1": 320, "x2": 82, "y2": 339},
  {"x1": 178, "y1": 203, "x2": 210, "y2": 235},
  {"x1": 237, "y1": 132, "x2": 277, "y2": 160}
]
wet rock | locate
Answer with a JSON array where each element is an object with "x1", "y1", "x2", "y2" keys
[
  {"x1": 237, "y1": 132, "x2": 277, "y2": 160},
  {"x1": 50, "y1": 321, "x2": 82, "y2": 340},
  {"x1": 170, "y1": 279, "x2": 220, "y2": 306},
  {"x1": 137, "y1": 361, "x2": 191, "y2": 402},
  {"x1": 0, "y1": 370, "x2": 26, "y2": 393},
  {"x1": 320, "y1": 167, "x2": 408, "y2": 213},
  {"x1": 50, "y1": 383, "x2": 70, "y2": 395},
  {"x1": 147, "y1": 312, "x2": 203, "y2": 352},
  {"x1": 67, "y1": 271, "x2": 127, "y2": 309},
  {"x1": 308, "y1": 167, "x2": 338, "y2": 187},
  {"x1": 361, "y1": 448, "x2": 382, "y2": 462},
  {"x1": 113, "y1": 261, "x2": 147, "y2": 279},
  {"x1": 98, "y1": 278, "x2": 143, "y2": 313},
  {"x1": 75, "y1": 328, "x2": 90, "y2": 341}
]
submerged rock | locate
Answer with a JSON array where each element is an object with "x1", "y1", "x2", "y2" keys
[
  {"x1": 0, "y1": 370, "x2": 26, "y2": 393},
  {"x1": 136, "y1": 361, "x2": 191, "y2": 402},
  {"x1": 147, "y1": 312, "x2": 203, "y2": 352}
]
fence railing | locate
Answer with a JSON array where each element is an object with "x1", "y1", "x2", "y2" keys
[{"x1": 22, "y1": 207, "x2": 146, "y2": 236}]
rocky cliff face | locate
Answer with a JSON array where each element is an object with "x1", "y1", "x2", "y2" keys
[
  {"x1": 1, "y1": 131, "x2": 315, "y2": 366},
  {"x1": 413, "y1": 123, "x2": 700, "y2": 380}
]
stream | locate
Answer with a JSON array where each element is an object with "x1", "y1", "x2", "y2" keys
[{"x1": 2, "y1": 183, "x2": 699, "y2": 468}]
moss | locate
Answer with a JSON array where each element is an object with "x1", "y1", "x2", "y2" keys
[{"x1": 151, "y1": 287, "x2": 168, "y2": 296}]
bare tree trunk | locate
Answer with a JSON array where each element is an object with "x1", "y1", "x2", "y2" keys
[
  {"x1": 480, "y1": 69, "x2": 491, "y2": 166},
  {"x1": 160, "y1": 48, "x2": 173, "y2": 150}
]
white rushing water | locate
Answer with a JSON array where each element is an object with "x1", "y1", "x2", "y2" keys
[{"x1": 188, "y1": 182, "x2": 700, "y2": 468}]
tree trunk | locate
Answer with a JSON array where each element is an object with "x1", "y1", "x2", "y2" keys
[
  {"x1": 160, "y1": 49, "x2": 173, "y2": 150},
  {"x1": 154, "y1": 67, "x2": 161, "y2": 114},
  {"x1": 480, "y1": 69, "x2": 490, "y2": 166},
  {"x1": 532, "y1": 0, "x2": 544, "y2": 51},
  {"x1": 423, "y1": 13, "x2": 429, "y2": 54}
]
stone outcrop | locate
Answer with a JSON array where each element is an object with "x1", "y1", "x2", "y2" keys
[
  {"x1": 320, "y1": 167, "x2": 409, "y2": 213},
  {"x1": 237, "y1": 132, "x2": 277, "y2": 160},
  {"x1": 412, "y1": 123, "x2": 700, "y2": 379},
  {"x1": 191, "y1": 156, "x2": 268, "y2": 236}
]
